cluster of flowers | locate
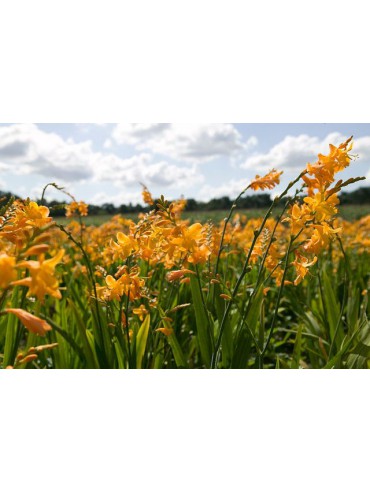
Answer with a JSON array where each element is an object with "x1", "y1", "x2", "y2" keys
[
  {"x1": 94, "y1": 138, "x2": 359, "y2": 299},
  {"x1": 0, "y1": 199, "x2": 64, "y2": 300},
  {"x1": 0, "y1": 198, "x2": 88, "y2": 346},
  {"x1": 285, "y1": 137, "x2": 356, "y2": 285}
]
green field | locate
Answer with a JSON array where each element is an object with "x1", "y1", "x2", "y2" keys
[{"x1": 56, "y1": 204, "x2": 370, "y2": 226}]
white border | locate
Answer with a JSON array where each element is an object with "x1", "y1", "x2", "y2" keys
[{"x1": 1, "y1": 1, "x2": 370, "y2": 491}]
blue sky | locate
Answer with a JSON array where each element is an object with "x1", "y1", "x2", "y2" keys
[{"x1": 0, "y1": 123, "x2": 369, "y2": 205}]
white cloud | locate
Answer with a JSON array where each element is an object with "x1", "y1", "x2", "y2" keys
[
  {"x1": 94, "y1": 152, "x2": 204, "y2": 188},
  {"x1": 199, "y1": 179, "x2": 248, "y2": 201},
  {"x1": 91, "y1": 190, "x2": 143, "y2": 206},
  {"x1": 112, "y1": 123, "x2": 256, "y2": 163},
  {"x1": 241, "y1": 133, "x2": 370, "y2": 191},
  {"x1": 0, "y1": 124, "x2": 204, "y2": 191},
  {"x1": 241, "y1": 133, "x2": 352, "y2": 171},
  {"x1": 351, "y1": 136, "x2": 370, "y2": 185},
  {"x1": 0, "y1": 123, "x2": 94, "y2": 180},
  {"x1": 75, "y1": 123, "x2": 110, "y2": 133},
  {"x1": 113, "y1": 123, "x2": 170, "y2": 145},
  {"x1": 353, "y1": 135, "x2": 370, "y2": 161},
  {"x1": 239, "y1": 133, "x2": 370, "y2": 195}
]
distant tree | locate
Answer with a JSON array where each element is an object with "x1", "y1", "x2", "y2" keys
[
  {"x1": 102, "y1": 203, "x2": 117, "y2": 215},
  {"x1": 2, "y1": 186, "x2": 370, "y2": 218}
]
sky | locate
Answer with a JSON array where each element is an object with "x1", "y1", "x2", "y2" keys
[{"x1": 0, "y1": 123, "x2": 369, "y2": 205}]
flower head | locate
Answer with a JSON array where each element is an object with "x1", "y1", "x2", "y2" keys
[
  {"x1": 6, "y1": 308, "x2": 52, "y2": 336},
  {"x1": 66, "y1": 201, "x2": 89, "y2": 218},
  {"x1": 0, "y1": 253, "x2": 17, "y2": 289},
  {"x1": 249, "y1": 169, "x2": 283, "y2": 191},
  {"x1": 142, "y1": 186, "x2": 154, "y2": 206},
  {"x1": 13, "y1": 249, "x2": 65, "y2": 301}
]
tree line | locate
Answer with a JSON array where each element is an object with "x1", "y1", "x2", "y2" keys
[{"x1": 1, "y1": 186, "x2": 369, "y2": 217}]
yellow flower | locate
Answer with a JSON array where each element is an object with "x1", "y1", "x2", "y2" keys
[
  {"x1": 303, "y1": 192, "x2": 339, "y2": 222},
  {"x1": 100, "y1": 266, "x2": 145, "y2": 302},
  {"x1": 306, "y1": 137, "x2": 353, "y2": 192},
  {"x1": 318, "y1": 137, "x2": 353, "y2": 174},
  {"x1": 142, "y1": 186, "x2": 154, "y2": 206},
  {"x1": 66, "y1": 201, "x2": 89, "y2": 218},
  {"x1": 13, "y1": 249, "x2": 65, "y2": 301},
  {"x1": 29, "y1": 343, "x2": 59, "y2": 353},
  {"x1": 291, "y1": 254, "x2": 317, "y2": 286},
  {"x1": 105, "y1": 275, "x2": 125, "y2": 301},
  {"x1": 5, "y1": 308, "x2": 52, "y2": 336},
  {"x1": 188, "y1": 244, "x2": 211, "y2": 264},
  {"x1": 170, "y1": 197, "x2": 187, "y2": 219},
  {"x1": 169, "y1": 223, "x2": 205, "y2": 257},
  {"x1": 133, "y1": 304, "x2": 148, "y2": 321},
  {"x1": 23, "y1": 201, "x2": 53, "y2": 229},
  {"x1": 0, "y1": 200, "x2": 53, "y2": 248},
  {"x1": 285, "y1": 203, "x2": 311, "y2": 236},
  {"x1": 166, "y1": 269, "x2": 195, "y2": 282},
  {"x1": 249, "y1": 169, "x2": 283, "y2": 191},
  {"x1": 304, "y1": 224, "x2": 341, "y2": 255},
  {"x1": 156, "y1": 327, "x2": 174, "y2": 337},
  {"x1": 23, "y1": 244, "x2": 50, "y2": 257},
  {"x1": 0, "y1": 253, "x2": 17, "y2": 289},
  {"x1": 112, "y1": 232, "x2": 138, "y2": 261}
]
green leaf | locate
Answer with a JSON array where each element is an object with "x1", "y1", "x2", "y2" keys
[
  {"x1": 42, "y1": 315, "x2": 85, "y2": 363},
  {"x1": 69, "y1": 299, "x2": 99, "y2": 369},
  {"x1": 190, "y1": 274, "x2": 212, "y2": 368},
  {"x1": 213, "y1": 283, "x2": 232, "y2": 367},
  {"x1": 232, "y1": 286, "x2": 264, "y2": 368},
  {"x1": 247, "y1": 286, "x2": 264, "y2": 335},
  {"x1": 3, "y1": 288, "x2": 21, "y2": 367},
  {"x1": 158, "y1": 307, "x2": 187, "y2": 368},
  {"x1": 231, "y1": 328, "x2": 252, "y2": 369},
  {"x1": 291, "y1": 326, "x2": 303, "y2": 369},
  {"x1": 167, "y1": 332, "x2": 187, "y2": 368},
  {"x1": 113, "y1": 338, "x2": 126, "y2": 369},
  {"x1": 322, "y1": 270, "x2": 344, "y2": 349},
  {"x1": 136, "y1": 314, "x2": 151, "y2": 369},
  {"x1": 346, "y1": 284, "x2": 360, "y2": 333}
]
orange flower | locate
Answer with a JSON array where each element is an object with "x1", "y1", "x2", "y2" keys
[
  {"x1": 30, "y1": 343, "x2": 59, "y2": 353},
  {"x1": 304, "y1": 224, "x2": 341, "y2": 255},
  {"x1": 0, "y1": 200, "x2": 53, "y2": 248},
  {"x1": 110, "y1": 232, "x2": 138, "y2": 261},
  {"x1": 142, "y1": 186, "x2": 154, "y2": 206},
  {"x1": 23, "y1": 244, "x2": 50, "y2": 257},
  {"x1": 249, "y1": 169, "x2": 283, "y2": 191},
  {"x1": 303, "y1": 192, "x2": 339, "y2": 222},
  {"x1": 66, "y1": 201, "x2": 89, "y2": 218},
  {"x1": 6, "y1": 308, "x2": 52, "y2": 336},
  {"x1": 100, "y1": 266, "x2": 145, "y2": 302},
  {"x1": 171, "y1": 223, "x2": 204, "y2": 251},
  {"x1": 188, "y1": 244, "x2": 211, "y2": 264},
  {"x1": 22, "y1": 201, "x2": 53, "y2": 229},
  {"x1": 156, "y1": 327, "x2": 174, "y2": 337},
  {"x1": 18, "y1": 354, "x2": 39, "y2": 365},
  {"x1": 0, "y1": 253, "x2": 17, "y2": 289},
  {"x1": 13, "y1": 249, "x2": 65, "y2": 301},
  {"x1": 306, "y1": 137, "x2": 353, "y2": 192},
  {"x1": 166, "y1": 269, "x2": 195, "y2": 282},
  {"x1": 133, "y1": 304, "x2": 149, "y2": 321},
  {"x1": 285, "y1": 203, "x2": 311, "y2": 236},
  {"x1": 291, "y1": 254, "x2": 317, "y2": 286}
]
